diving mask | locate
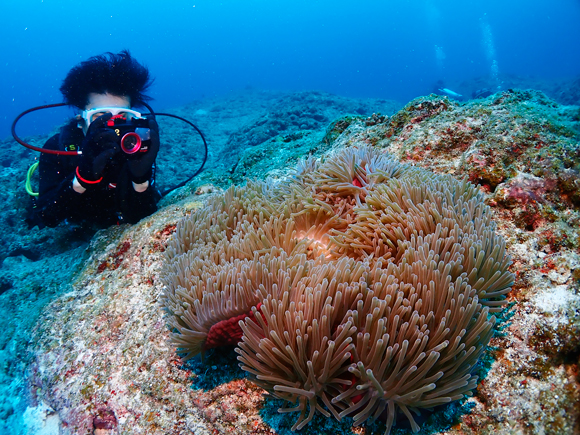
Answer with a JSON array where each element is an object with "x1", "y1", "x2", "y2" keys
[{"x1": 81, "y1": 107, "x2": 142, "y2": 128}]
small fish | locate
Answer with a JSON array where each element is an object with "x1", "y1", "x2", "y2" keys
[{"x1": 438, "y1": 88, "x2": 463, "y2": 98}]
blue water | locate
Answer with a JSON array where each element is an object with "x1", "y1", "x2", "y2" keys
[{"x1": 2, "y1": 0, "x2": 580, "y2": 140}]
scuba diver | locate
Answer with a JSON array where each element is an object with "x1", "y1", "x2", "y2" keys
[
  {"x1": 28, "y1": 50, "x2": 161, "y2": 228},
  {"x1": 472, "y1": 88, "x2": 494, "y2": 99},
  {"x1": 431, "y1": 80, "x2": 464, "y2": 100}
]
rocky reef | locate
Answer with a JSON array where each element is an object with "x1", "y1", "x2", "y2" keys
[
  {"x1": 0, "y1": 88, "x2": 579, "y2": 434},
  {"x1": 161, "y1": 144, "x2": 514, "y2": 434}
]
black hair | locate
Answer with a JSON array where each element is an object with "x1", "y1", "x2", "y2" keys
[{"x1": 60, "y1": 50, "x2": 153, "y2": 109}]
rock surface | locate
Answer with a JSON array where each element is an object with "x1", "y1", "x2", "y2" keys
[{"x1": 1, "y1": 88, "x2": 579, "y2": 434}]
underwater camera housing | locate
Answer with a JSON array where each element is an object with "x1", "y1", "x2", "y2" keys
[
  {"x1": 105, "y1": 115, "x2": 151, "y2": 155},
  {"x1": 13, "y1": 101, "x2": 208, "y2": 197}
]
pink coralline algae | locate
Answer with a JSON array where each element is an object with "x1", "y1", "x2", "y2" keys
[
  {"x1": 93, "y1": 407, "x2": 118, "y2": 430},
  {"x1": 498, "y1": 174, "x2": 553, "y2": 206}
]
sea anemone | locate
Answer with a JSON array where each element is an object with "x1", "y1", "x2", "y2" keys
[{"x1": 160, "y1": 146, "x2": 513, "y2": 433}]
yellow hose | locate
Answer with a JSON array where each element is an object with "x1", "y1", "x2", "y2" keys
[{"x1": 26, "y1": 161, "x2": 39, "y2": 197}]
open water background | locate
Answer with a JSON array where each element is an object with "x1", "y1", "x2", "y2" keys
[{"x1": 2, "y1": 0, "x2": 580, "y2": 140}]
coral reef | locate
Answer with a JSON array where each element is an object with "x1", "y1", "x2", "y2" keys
[
  {"x1": 437, "y1": 73, "x2": 580, "y2": 107},
  {"x1": 3, "y1": 88, "x2": 578, "y2": 434},
  {"x1": 160, "y1": 146, "x2": 513, "y2": 433},
  {"x1": 155, "y1": 90, "x2": 399, "y2": 197}
]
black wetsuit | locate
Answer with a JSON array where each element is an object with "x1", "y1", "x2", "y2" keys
[{"x1": 32, "y1": 119, "x2": 159, "y2": 228}]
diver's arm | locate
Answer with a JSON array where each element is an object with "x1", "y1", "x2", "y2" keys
[
  {"x1": 120, "y1": 184, "x2": 158, "y2": 224},
  {"x1": 117, "y1": 165, "x2": 158, "y2": 224},
  {"x1": 127, "y1": 116, "x2": 159, "y2": 192},
  {"x1": 35, "y1": 135, "x2": 83, "y2": 227},
  {"x1": 120, "y1": 115, "x2": 159, "y2": 219},
  {"x1": 128, "y1": 183, "x2": 158, "y2": 221}
]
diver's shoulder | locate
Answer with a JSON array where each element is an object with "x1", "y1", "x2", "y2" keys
[
  {"x1": 43, "y1": 133, "x2": 61, "y2": 150},
  {"x1": 43, "y1": 118, "x2": 83, "y2": 151}
]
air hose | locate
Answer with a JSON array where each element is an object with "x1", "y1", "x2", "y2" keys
[
  {"x1": 25, "y1": 162, "x2": 39, "y2": 197},
  {"x1": 13, "y1": 102, "x2": 208, "y2": 197}
]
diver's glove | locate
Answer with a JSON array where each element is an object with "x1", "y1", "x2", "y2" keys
[
  {"x1": 127, "y1": 116, "x2": 160, "y2": 185},
  {"x1": 76, "y1": 113, "x2": 120, "y2": 188}
]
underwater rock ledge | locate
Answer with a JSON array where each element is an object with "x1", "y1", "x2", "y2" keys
[{"x1": 26, "y1": 90, "x2": 580, "y2": 435}]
